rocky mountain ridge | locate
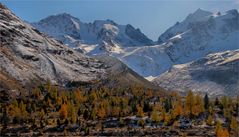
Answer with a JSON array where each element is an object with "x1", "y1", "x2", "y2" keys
[
  {"x1": 32, "y1": 14, "x2": 153, "y2": 54},
  {"x1": 153, "y1": 49, "x2": 239, "y2": 96},
  {"x1": 0, "y1": 4, "x2": 153, "y2": 92}
]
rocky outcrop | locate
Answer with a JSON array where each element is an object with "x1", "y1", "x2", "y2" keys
[
  {"x1": 153, "y1": 50, "x2": 239, "y2": 96},
  {"x1": 32, "y1": 15, "x2": 153, "y2": 54},
  {"x1": 0, "y1": 4, "x2": 106, "y2": 88}
]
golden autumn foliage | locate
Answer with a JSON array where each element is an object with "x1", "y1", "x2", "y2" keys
[
  {"x1": 206, "y1": 115, "x2": 214, "y2": 126},
  {"x1": 172, "y1": 95, "x2": 183, "y2": 118},
  {"x1": 215, "y1": 121, "x2": 221, "y2": 134},
  {"x1": 230, "y1": 116, "x2": 238, "y2": 133},
  {"x1": 89, "y1": 91, "x2": 98, "y2": 103},
  {"x1": 216, "y1": 128, "x2": 229, "y2": 137},
  {"x1": 74, "y1": 89, "x2": 86, "y2": 103},
  {"x1": 193, "y1": 95, "x2": 204, "y2": 116},
  {"x1": 151, "y1": 108, "x2": 160, "y2": 122},
  {"x1": 136, "y1": 105, "x2": 144, "y2": 117},
  {"x1": 164, "y1": 113, "x2": 171, "y2": 125},
  {"x1": 161, "y1": 108, "x2": 166, "y2": 121},
  {"x1": 6, "y1": 100, "x2": 28, "y2": 122},
  {"x1": 2, "y1": 80, "x2": 239, "y2": 136},
  {"x1": 111, "y1": 106, "x2": 121, "y2": 117},
  {"x1": 215, "y1": 121, "x2": 229, "y2": 137},
  {"x1": 59, "y1": 103, "x2": 68, "y2": 119},
  {"x1": 68, "y1": 102, "x2": 77, "y2": 123},
  {"x1": 32, "y1": 87, "x2": 41, "y2": 99},
  {"x1": 185, "y1": 91, "x2": 194, "y2": 116},
  {"x1": 97, "y1": 108, "x2": 106, "y2": 119},
  {"x1": 185, "y1": 91, "x2": 204, "y2": 117},
  {"x1": 146, "y1": 90, "x2": 153, "y2": 98}
]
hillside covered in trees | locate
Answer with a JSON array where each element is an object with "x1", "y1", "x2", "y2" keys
[{"x1": 0, "y1": 81, "x2": 238, "y2": 136}]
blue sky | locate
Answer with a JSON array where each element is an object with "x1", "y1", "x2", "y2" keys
[{"x1": 1, "y1": 0, "x2": 238, "y2": 40}]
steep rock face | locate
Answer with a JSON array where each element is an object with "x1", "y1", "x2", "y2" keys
[
  {"x1": 158, "y1": 9, "x2": 239, "y2": 63},
  {"x1": 32, "y1": 15, "x2": 153, "y2": 54},
  {"x1": 0, "y1": 4, "x2": 156, "y2": 92},
  {"x1": 158, "y1": 8, "x2": 213, "y2": 43},
  {"x1": 0, "y1": 4, "x2": 106, "y2": 87},
  {"x1": 119, "y1": 9, "x2": 239, "y2": 78},
  {"x1": 153, "y1": 50, "x2": 239, "y2": 96},
  {"x1": 29, "y1": 8, "x2": 239, "y2": 81},
  {"x1": 125, "y1": 24, "x2": 152, "y2": 44},
  {"x1": 117, "y1": 45, "x2": 173, "y2": 77},
  {"x1": 94, "y1": 55, "x2": 157, "y2": 88}
]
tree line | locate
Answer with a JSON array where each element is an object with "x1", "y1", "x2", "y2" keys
[{"x1": 0, "y1": 81, "x2": 238, "y2": 136}]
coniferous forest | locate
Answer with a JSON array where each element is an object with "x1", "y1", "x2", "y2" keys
[{"x1": 0, "y1": 81, "x2": 238, "y2": 136}]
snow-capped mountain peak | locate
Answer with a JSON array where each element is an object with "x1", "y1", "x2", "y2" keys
[
  {"x1": 33, "y1": 13, "x2": 82, "y2": 36},
  {"x1": 32, "y1": 9, "x2": 238, "y2": 88},
  {"x1": 157, "y1": 9, "x2": 239, "y2": 64},
  {"x1": 0, "y1": 4, "x2": 154, "y2": 91},
  {"x1": 93, "y1": 19, "x2": 117, "y2": 27},
  {"x1": 32, "y1": 15, "x2": 153, "y2": 53},
  {"x1": 158, "y1": 9, "x2": 213, "y2": 43},
  {"x1": 226, "y1": 9, "x2": 239, "y2": 16},
  {"x1": 119, "y1": 9, "x2": 238, "y2": 79},
  {"x1": 184, "y1": 8, "x2": 212, "y2": 23}
]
